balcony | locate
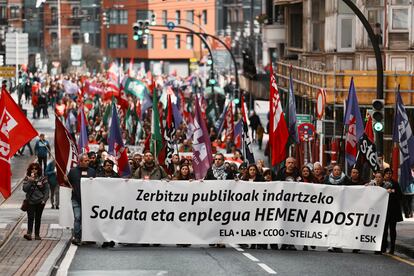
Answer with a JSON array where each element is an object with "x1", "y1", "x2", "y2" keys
[{"x1": 262, "y1": 23, "x2": 286, "y2": 47}]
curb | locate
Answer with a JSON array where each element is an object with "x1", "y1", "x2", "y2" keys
[
  {"x1": 395, "y1": 242, "x2": 414, "y2": 259},
  {"x1": 36, "y1": 229, "x2": 72, "y2": 276}
]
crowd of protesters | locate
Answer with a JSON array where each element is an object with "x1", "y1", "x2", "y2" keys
[{"x1": 12, "y1": 68, "x2": 412, "y2": 256}]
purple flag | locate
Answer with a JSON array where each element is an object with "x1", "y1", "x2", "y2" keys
[
  {"x1": 393, "y1": 87, "x2": 414, "y2": 193},
  {"x1": 78, "y1": 107, "x2": 89, "y2": 153},
  {"x1": 192, "y1": 95, "x2": 213, "y2": 179},
  {"x1": 108, "y1": 103, "x2": 131, "y2": 177},
  {"x1": 287, "y1": 72, "x2": 299, "y2": 144},
  {"x1": 344, "y1": 78, "x2": 364, "y2": 166}
]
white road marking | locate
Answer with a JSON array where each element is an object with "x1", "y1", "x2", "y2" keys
[
  {"x1": 258, "y1": 263, "x2": 277, "y2": 274},
  {"x1": 242, "y1": 253, "x2": 259, "y2": 262},
  {"x1": 0, "y1": 223, "x2": 7, "y2": 228},
  {"x1": 230, "y1": 244, "x2": 277, "y2": 274},
  {"x1": 56, "y1": 244, "x2": 78, "y2": 276},
  {"x1": 229, "y1": 243, "x2": 244, "y2": 252}
]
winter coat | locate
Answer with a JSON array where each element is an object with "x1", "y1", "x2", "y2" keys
[
  {"x1": 67, "y1": 167, "x2": 96, "y2": 203},
  {"x1": 384, "y1": 180, "x2": 404, "y2": 223},
  {"x1": 22, "y1": 176, "x2": 49, "y2": 205},
  {"x1": 133, "y1": 163, "x2": 167, "y2": 180}
]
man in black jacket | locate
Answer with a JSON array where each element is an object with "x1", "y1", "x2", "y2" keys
[
  {"x1": 204, "y1": 153, "x2": 234, "y2": 180},
  {"x1": 65, "y1": 153, "x2": 96, "y2": 245}
]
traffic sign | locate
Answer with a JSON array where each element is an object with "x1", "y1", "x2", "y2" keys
[
  {"x1": 298, "y1": 123, "x2": 315, "y2": 142},
  {"x1": 316, "y1": 88, "x2": 326, "y2": 119},
  {"x1": 167, "y1": 21, "x2": 175, "y2": 30},
  {"x1": 0, "y1": 66, "x2": 16, "y2": 78},
  {"x1": 5, "y1": 32, "x2": 29, "y2": 65},
  {"x1": 296, "y1": 114, "x2": 312, "y2": 124}
]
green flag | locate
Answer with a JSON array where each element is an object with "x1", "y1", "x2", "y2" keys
[
  {"x1": 125, "y1": 106, "x2": 134, "y2": 136},
  {"x1": 124, "y1": 77, "x2": 149, "y2": 99},
  {"x1": 150, "y1": 90, "x2": 163, "y2": 157},
  {"x1": 103, "y1": 103, "x2": 111, "y2": 127}
]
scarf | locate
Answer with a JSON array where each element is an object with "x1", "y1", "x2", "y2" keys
[
  {"x1": 328, "y1": 172, "x2": 346, "y2": 185},
  {"x1": 212, "y1": 164, "x2": 227, "y2": 180}
]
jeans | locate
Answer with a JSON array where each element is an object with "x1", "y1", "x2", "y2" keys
[
  {"x1": 27, "y1": 203, "x2": 45, "y2": 236},
  {"x1": 50, "y1": 185, "x2": 60, "y2": 207},
  {"x1": 72, "y1": 199, "x2": 82, "y2": 240},
  {"x1": 38, "y1": 156, "x2": 47, "y2": 175}
]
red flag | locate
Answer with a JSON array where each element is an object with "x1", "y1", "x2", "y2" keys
[
  {"x1": 0, "y1": 93, "x2": 11, "y2": 198},
  {"x1": 365, "y1": 114, "x2": 374, "y2": 143},
  {"x1": 0, "y1": 90, "x2": 38, "y2": 157},
  {"x1": 147, "y1": 71, "x2": 155, "y2": 92},
  {"x1": 55, "y1": 117, "x2": 79, "y2": 186},
  {"x1": 269, "y1": 63, "x2": 289, "y2": 165}
]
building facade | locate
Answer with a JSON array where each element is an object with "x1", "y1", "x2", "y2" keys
[
  {"x1": 259, "y1": 0, "x2": 414, "y2": 164},
  {"x1": 101, "y1": 0, "x2": 216, "y2": 76}
]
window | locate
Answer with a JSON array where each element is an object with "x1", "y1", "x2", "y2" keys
[
  {"x1": 311, "y1": 0, "x2": 325, "y2": 51},
  {"x1": 119, "y1": 10, "x2": 128, "y2": 24},
  {"x1": 175, "y1": 10, "x2": 181, "y2": 25},
  {"x1": 136, "y1": 10, "x2": 153, "y2": 21},
  {"x1": 72, "y1": 7, "x2": 79, "y2": 17},
  {"x1": 51, "y1": 7, "x2": 58, "y2": 25},
  {"x1": 51, "y1": 32, "x2": 58, "y2": 47},
  {"x1": 289, "y1": 12, "x2": 302, "y2": 48},
  {"x1": 202, "y1": 10, "x2": 207, "y2": 24},
  {"x1": 162, "y1": 10, "x2": 167, "y2": 25},
  {"x1": 175, "y1": 34, "x2": 181, "y2": 49},
  {"x1": 187, "y1": 10, "x2": 194, "y2": 23},
  {"x1": 186, "y1": 34, "x2": 193, "y2": 49},
  {"x1": 162, "y1": 34, "x2": 167, "y2": 49},
  {"x1": 10, "y1": 6, "x2": 19, "y2": 19},
  {"x1": 337, "y1": 15, "x2": 355, "y2": 51},
  {"x1": 108, "y1": 34, "x2": 128, "y2": 49},
  {"x1": 391, "y1": 8, "x2": 409, "y2": 30},
  {"x1": 109, "y1": 10, "x2": 128, "y2": 24}
]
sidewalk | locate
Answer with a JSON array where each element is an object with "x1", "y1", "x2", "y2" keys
[
  {"x1": 0, "y1": 95, "x2": 71, "y2": 276},
  {"x1": 396, "y1": 217, "x2": 414, "y2": 258}
]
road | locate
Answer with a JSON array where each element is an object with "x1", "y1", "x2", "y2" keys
[{"x1": 60, "y1": 244, "x2": 414, "y2": 275}]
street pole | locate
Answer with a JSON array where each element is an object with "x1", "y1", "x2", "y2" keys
[
  {"x1": 58, "y1": 0, "x2": 62, "y2": 61},
  {"x1": 341, "y1": 0, "x2": 384, "y2": 155},
  {"x1": 15, "y1": 32, "x2": 18, "y2": 89}
]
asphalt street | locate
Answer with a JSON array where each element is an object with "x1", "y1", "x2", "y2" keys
[{"x1": 64, "y1": 244, "x2": 414, "y2": 276}]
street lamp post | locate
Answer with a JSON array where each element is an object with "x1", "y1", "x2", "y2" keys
[{"x1": 341, "y1": 0, "x2": 384, "y2": 155}]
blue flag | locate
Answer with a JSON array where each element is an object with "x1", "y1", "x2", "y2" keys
[
  {"x1": 140, "y1": 90, "x2": 153, "y2": 119},
  {"x1": 286, "y1": 72, "x2": 299, "y2": 144},
  {"x1": 393, "y1": 87, "x2": 414, "y2": 193},
  {"x1": 215, "y1": 103, "x2": 228, "y2": 135},
  {"x1": 108, "y1": 103, "x2": 131, "y2": 177},
  {"x1": 344, "y1": 78, "x2": 364, "y2": 166},
  {"x1": 172, "y1": 101, "x2": 183, "y2": 128}
]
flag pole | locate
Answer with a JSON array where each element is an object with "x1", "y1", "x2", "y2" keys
[{"x1": 44, "y1": 142, "x2": 73, "y2": 189}]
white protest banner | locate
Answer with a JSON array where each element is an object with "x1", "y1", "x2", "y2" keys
[
  {"x1": 81, "y1": 178, "x2": 388, "y2": 250},
  {"x1": 59, "y1": 186, "x2": 74, "y2": 228}
]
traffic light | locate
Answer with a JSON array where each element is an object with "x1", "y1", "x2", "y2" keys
[
  {"x1": 102, "y1": 12, "x2": 109, "y2": 28},
  {"x1": 242, "y1": 49, "x2": 257, "y2": 80},
  {"x1": 208, "y1": 71, "x2": 216, "y2": 86},
  {"x1": 151, "y1": 14, "x2": 156, "y2": 25},
  {"x1": 133, "y1": 20, "x2": 150, "y2": 41},
  {"x1": 372, "y1": 99, "x2": 384, "y2": 132}
]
